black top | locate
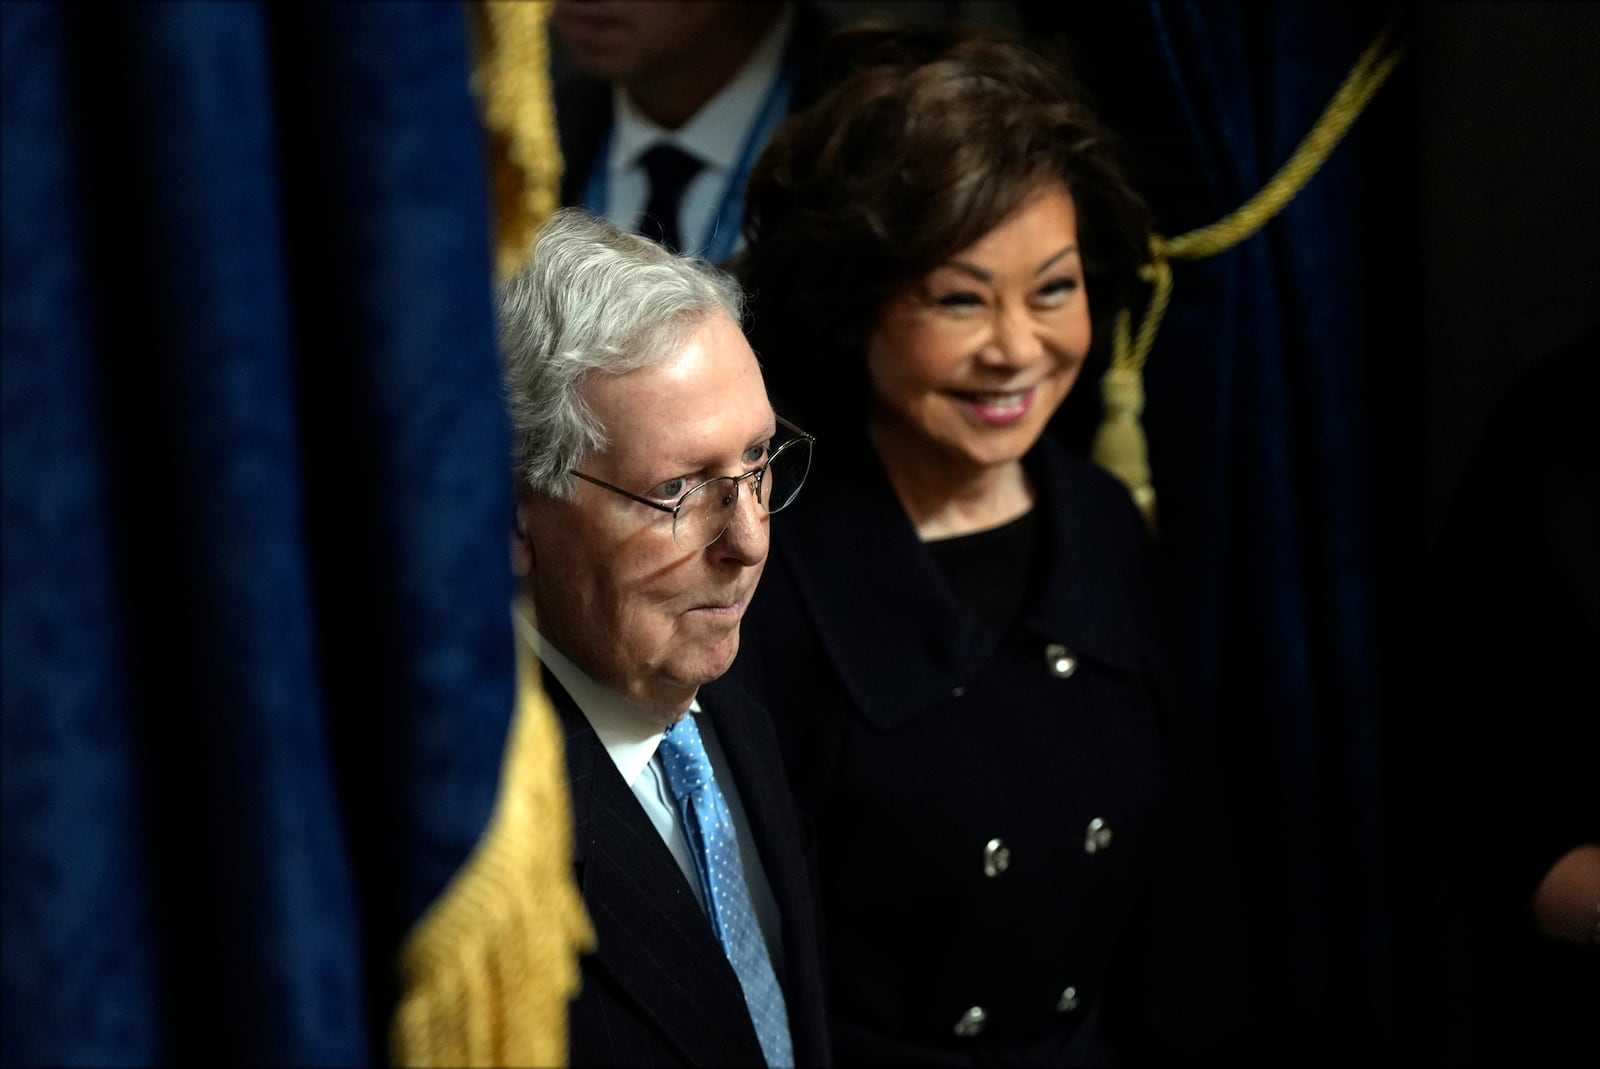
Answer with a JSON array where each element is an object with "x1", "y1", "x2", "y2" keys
[{"x1": 926, "y1": 510, "x2": 1040, "y2": 632}]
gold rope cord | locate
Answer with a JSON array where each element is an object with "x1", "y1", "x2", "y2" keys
[{"x1": 1092, "y1": 17, "x2": 1406, "y2": 530}]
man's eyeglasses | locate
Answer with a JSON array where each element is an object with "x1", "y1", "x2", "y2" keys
[{"x1": 571, "y1": 417, "x2": 815, "y2": 551}]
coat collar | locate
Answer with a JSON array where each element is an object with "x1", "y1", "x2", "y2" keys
[{"x1": 771, "y1": 430, "x2": 1142, "y2": 731}]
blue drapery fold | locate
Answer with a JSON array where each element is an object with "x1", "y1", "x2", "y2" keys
[
  {"x1": 2, "y1": 3, "x2": 515, "y2": 1064},
  {"x1": 1025, "y1": 2, "x2": 1412, "y2": 1059}
]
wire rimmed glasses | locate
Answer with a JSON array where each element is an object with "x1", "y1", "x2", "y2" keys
[{"x1": 571, "y1": 416, "x2": 815, "y2": 550}]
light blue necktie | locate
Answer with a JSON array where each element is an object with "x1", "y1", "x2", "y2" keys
[{"x1": 657, "y1": 715, "x2": 794, "y2": 1068}]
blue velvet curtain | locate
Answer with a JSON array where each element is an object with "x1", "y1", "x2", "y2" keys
[
  {"x1": 4, "y1": 0, "x2": 1427, "y2": 1063},
  {"x1": 2, "y1": 3, "x2": 515, "y2": 1064},
  {"x1": 1024, "y1": 2, "x2": 1421, "y2": 1060}
]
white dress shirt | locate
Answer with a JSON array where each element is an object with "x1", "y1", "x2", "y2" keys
[
  {"x1": 601, "y1": 4, "x2": 795, "y2": 258},
  {"x1": 516, "y1": 610, "x2": 787, "y2": 969}
]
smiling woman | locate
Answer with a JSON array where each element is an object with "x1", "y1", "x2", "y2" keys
[
  {"x1": 864, "y1": 183, "x2": 1091, "y2": 537},
  {"x1": 726, "y1": 20, "x2": 1248, "y2": 1066}
]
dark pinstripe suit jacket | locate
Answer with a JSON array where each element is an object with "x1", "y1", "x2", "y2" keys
[{"x1": 547, "y1": 668, "x2": 830, "y2": 1067}]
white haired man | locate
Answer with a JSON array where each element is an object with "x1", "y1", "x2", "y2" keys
[{"x1": 499, "y1": 207, "x2": 824, "y2": 1066}]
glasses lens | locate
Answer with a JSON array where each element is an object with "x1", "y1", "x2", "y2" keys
[
  {"x1": 675, "y1": 478, "x2": 738, "y2": 550},
  {"x1": 671, "y1": 436, "x2": 813, "y2": 549},
  {"x1": 761, "y1": 437, "x2": 813, "y2": 514}
]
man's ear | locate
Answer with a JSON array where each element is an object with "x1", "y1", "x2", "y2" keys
[{"x1": 510, "y1": 494, "x2": 536, "y2": 579}]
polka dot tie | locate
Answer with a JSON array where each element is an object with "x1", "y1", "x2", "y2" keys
[{"x1": 657, "y1": 715, "x2": 793, "y2": 1068}]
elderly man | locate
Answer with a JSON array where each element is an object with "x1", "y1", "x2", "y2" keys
[{"x1": 498, "y1": 208, "x2": 824, "y2": 1067}]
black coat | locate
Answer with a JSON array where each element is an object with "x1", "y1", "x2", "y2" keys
[
  {"x1": 549, "y1": 670, "x2": 831, "y2": 1067},
  {"x1": 728, "y1": 430, "x2": 1235, "y2": 1066}
]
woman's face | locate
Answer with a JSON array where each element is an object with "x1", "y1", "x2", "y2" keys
[{"x1": 865, "y1": 182, "x2": 1091, "y2": 475}]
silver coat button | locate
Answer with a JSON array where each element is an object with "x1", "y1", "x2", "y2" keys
[
  {"x1": 953, "y1": 1005, "x2": 987, "y2": 1037},
  {"x1": 982, "y1": 837, "x2": 1011, "y2": 877},
  {"x1": 1057, "y1": 986, "x2": 1080, "y2": 1012},
  {"x1": 1045, "y1": 644, "x2": 1077, "y2": 677},
  {"x1": 1084, "y1": 817, "x2": 1113, "y2": 854}
]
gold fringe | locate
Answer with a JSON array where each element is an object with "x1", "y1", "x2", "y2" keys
[
  {"x1": 390, "y1": 610, "x2": 595, "y2": 1067},
  {"x1": 472, "y1": 0, "x2": 564, "y2": 281},
  {"x1": 1091, "y1": 16, "x2": 1405, "y2": 534},
  {"x1": 390, "y1": 14, "x2": 587, "y2": 1062}
]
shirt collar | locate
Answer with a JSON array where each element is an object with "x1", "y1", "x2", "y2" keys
[
  {"x1": 610, "y1": 3, "x2": 795, "y2": 176},
  {"x1": 513, "y1": 602, "x2": 698, "y2": 788}
]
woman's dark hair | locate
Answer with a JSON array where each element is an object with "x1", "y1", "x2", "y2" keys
[{"x1": 738, "y1": 21, "x2": 1152, "y2": 437}]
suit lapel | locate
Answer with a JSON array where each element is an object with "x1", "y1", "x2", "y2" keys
[
  {"x1": 772, "y1": 432, "x2": 995, "y2": 729},
  {"x1": 551, "y1": 674, "x2": 763, "y2": 1065},
  {"x1": 702, "y1": 681, "x2": 778, "y2": 868},
  {"x1": 552, "y1": 71, "x2": 612, "y2": 209},
  {"x1": 700, "y1": 678, "x2": 831, "y2": 1065}
]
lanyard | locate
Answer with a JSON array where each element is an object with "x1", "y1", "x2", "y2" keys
[{"x1": 582, "y1": 55, "x2": 796, "y2": 264}]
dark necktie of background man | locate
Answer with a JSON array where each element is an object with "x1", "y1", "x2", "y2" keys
[{"x1": 637, "y1": 143, "x2": 704, "y2": 254}]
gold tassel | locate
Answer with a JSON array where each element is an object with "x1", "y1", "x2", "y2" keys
[
  {"x1": 1091, "y1": 341, "x2": 1158, "y2": 530},
  {"x1": 1092, "y1": 255, "x2": 1170, "y2": 533},
  {"x1": 390, "y1": 606, "x2": 595, "y2": 1067},
  {"x1": 1088, "y1": 18, "x2": 1404, "y2": 537}
]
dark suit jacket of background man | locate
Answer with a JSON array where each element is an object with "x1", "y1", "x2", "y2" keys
[
  {"x1": 551, "y1": 1, "x2": 835, "y2": 232},
  {"x1": 548, "y1": 667, "x2": 831, "y2": 1066}
]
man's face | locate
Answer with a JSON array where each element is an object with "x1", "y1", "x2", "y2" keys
[
  {"x1": 551, "y1": 1, "x2": 745, "y2": 87},
  {"x1": 518, "y1": 310, "x2": 775, "y2": 725}
]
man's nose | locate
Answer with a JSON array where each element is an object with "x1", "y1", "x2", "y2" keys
[{"x1": 712, "y1": 479, "x2": 768, "y2": 564}]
